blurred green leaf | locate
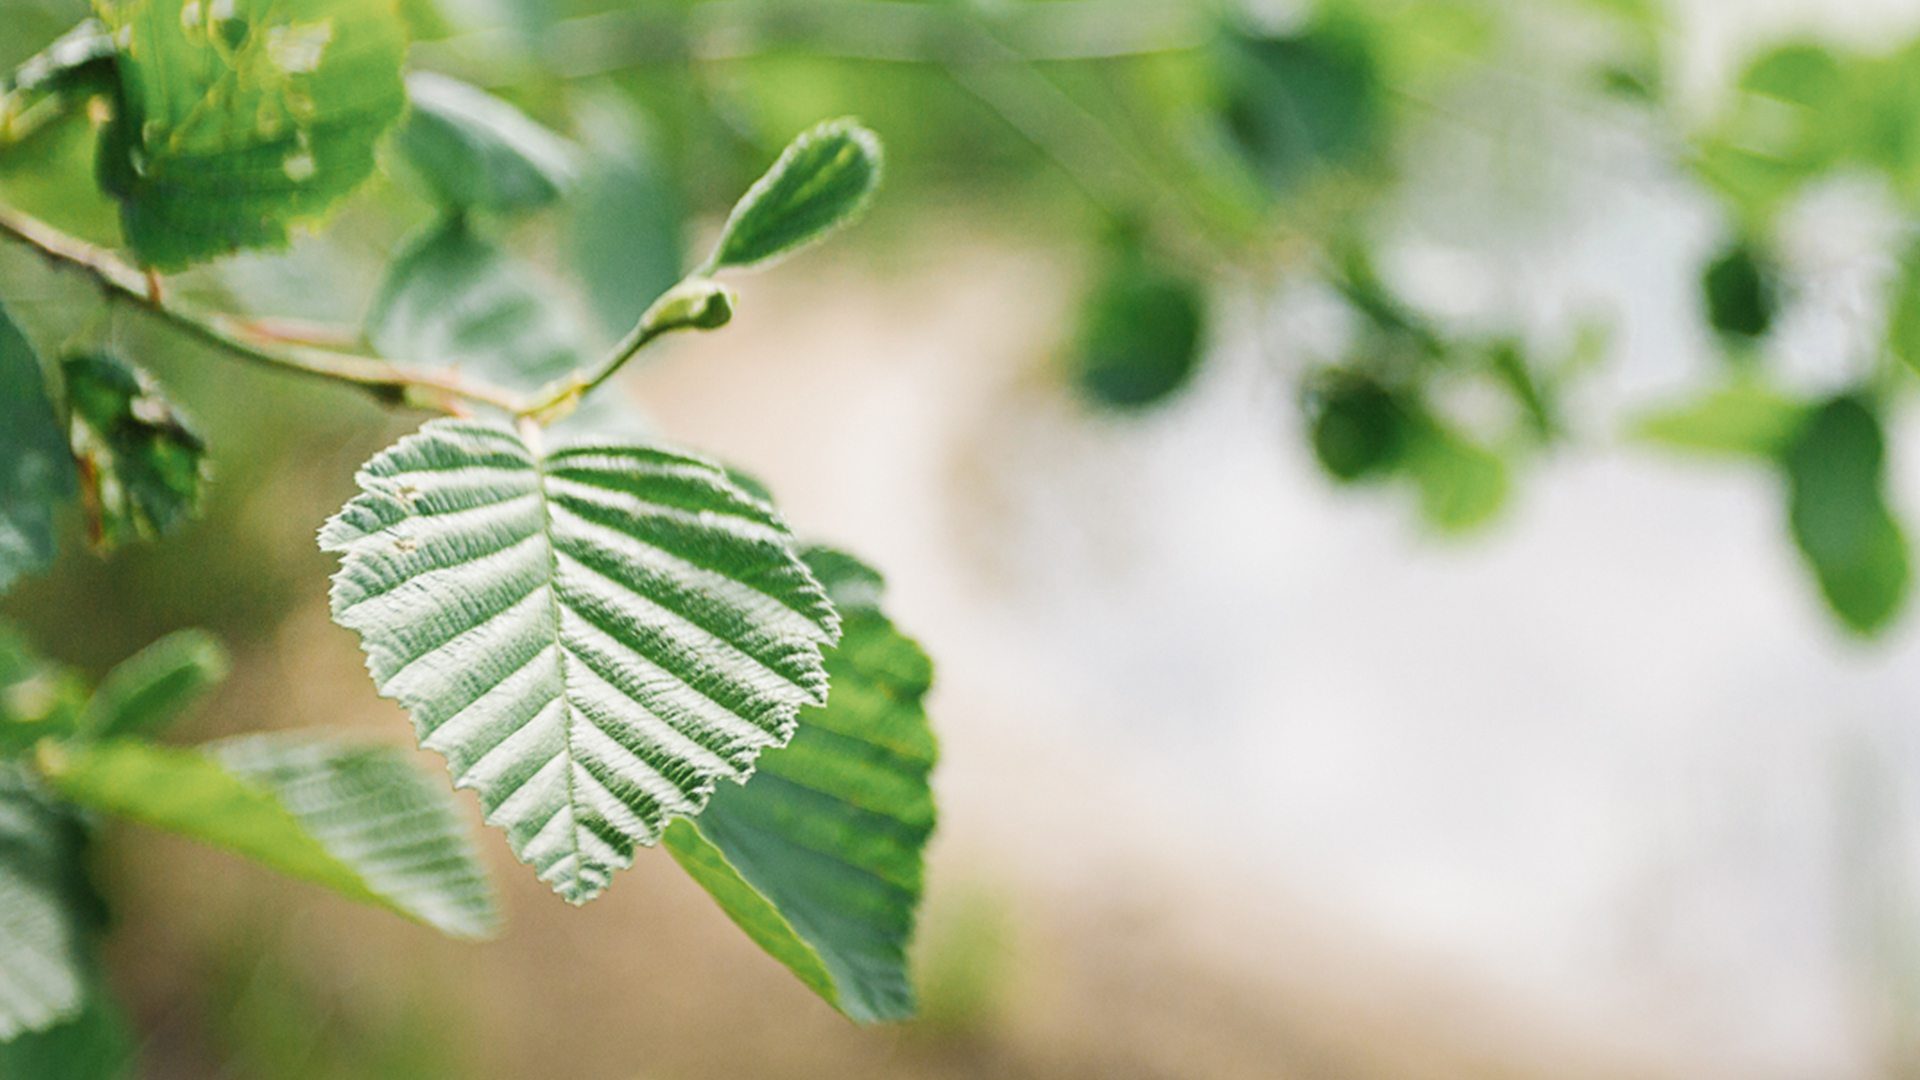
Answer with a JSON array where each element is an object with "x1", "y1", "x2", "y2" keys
[
  {"x1": 0, "y1": 977, "x2": 135, "y2": 1080},
  {"x1": 668, "y1": 547, "x2": 936, "y2": 1024},
  {"x1": 398, "y1": 72, "x2": 577, "y2": 215},
  {"x1": 62, "y1": 351, "x2": 207, "y2": 549},
  {"x1": 368, "y1": 216, "x2": 585, "y2": 393},
  {"x1": 1309, "y1": 371, "x2": 1413, "y2": 481},
  {"x1": 3, "y1": 18, "x2": 116, "y2": 117},
  {"x1": 42, "y1": 734, "x2": 501, "y2": 938},
  {"x1": 1072, "y1": 248, "x2": 1205, "y2": 410},
  {"x1": 0, "y1": 763, "x2": 97, "y2": 1041},
  {"x1": 1213, "y1": 13, "x2": 1382, "y2": 196},
  {"x1": 1633, "y1": 381, "x2": 1808, "y2": 459},
  {"x1": 0, "y1": 306, "x2": 74, "y2": 596},
  {"x1": 0, "y1": 626, "x2": 86, "y2": 756},
  {"x1": 1406, "y1": 422, "x2": 1507, "y2": 533},
  {"x1": 1486, "y1": 340, "x2": 1555, "y2": 441},
  {"x1": 707, "y1": 117, "x2": 882, "y2": 272},
  {"x1": 1887, "y1": 238, "x2": 1920, "y2": 374},
  {"x1": 95, "y1": 0, "x2": 407, "y2": 269},
  {"x1": 565, "y1": 92, "x2": 683, "y2": 340},
  {"x1": 1702, "y1": 239, "x2": 1778, "y2": 344},
  {"x1": 319, "y1": 419, "x2": 838, "y2": 904},
  {"x1": 76, "y1": 628, "x2": 226, "y2": 740},
  {"x1": 1782, "y1": 396, "x2": 1910, "y2": 635}
]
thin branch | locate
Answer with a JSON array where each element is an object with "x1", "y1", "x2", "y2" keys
[
  {"x1": 520, "y1": 278, "x2": 735, "y2": 420},
  {"x1": 0, "y1": 204, "x2": 523, "y2": 414}
]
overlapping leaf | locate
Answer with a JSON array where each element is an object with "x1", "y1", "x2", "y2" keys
[
  {"x1": 320, "y1": 419, "x2": 838, "y2": 903},
  {"x1": 62, "y1": 351, "x2": 207, "y2": 548},
  {"x1": 707, "y1": 118, "x2": 882, "y2": 271},
  {"x1": 43, "y1": 735, "x2": 499, "y2": 938},
  {"x1": 398, "y1": 72, "x2": 577, "y2": 215},
  {"x1": 95, "y1": 0, "x2": 407, "y2": 269},
  {"x1": 0, "y1": 307, "x2": 74, "y2": 596},
  {"x1": 668, "y1": 547, "x2": 936, "y2": 1023},
  {"x1": 0, "y1": 764, "x2": 98, "y2": 1041}
]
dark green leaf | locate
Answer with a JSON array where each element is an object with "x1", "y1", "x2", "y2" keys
[
  {"x1": 42, "y1": 735, "x2": 501, "y2": 938},
  {"x1": 1073, "y1": 254, "x2": 1205, "y2": 410},
  {"x1": 1702, "y1": 240, "x2": 1777, "y2": 342},
  {"x1": 1633, "y1": 381, "x2": 1808, "y2": 458},
  {"x1": 1782, "y1": 396, "x2": 1910, "y2": 635},
  {"x1": 0, "y1": 979, "x2": 135, "y2": 1080},
  {"x1": 1214, "y1": 15, "x2": 1382, "y2": 195},
  {"x1": 368, "y1": 216, "x2": 584, "y2": 394},
  {"x1": 61, "y1": 351, "x2": 207, "y2": 549},
  {"x1": 707, "y1": 118, "x2": 882, "y2": 272},
  {"x1": 668, "y1": 547, "x2": 936, "y2": 1023},
  {"x1": 0, "y1": 764, "x2": 98, "y2": 1040},
  {"x1": 0, "y1": 306, "x2": 74, "y2": 595},
  {"x1": 95, "y1": 0, "x2": 408, "y2": 269},
  {"x1": 76, "y1": 629, "x2": 227, "y2": 740},
  {"x1": 320, "y1": 420, "x2": 839, "y2": 903},
  {"x1": 398, "y1": 72, "x2": 577, "y2": 215},
  {"x1": 1309, "y1": 371, "x2": 1412, "y2": 481},
  {"x1": 565, "y1": 92, "x2": 683, "y2": 339}
]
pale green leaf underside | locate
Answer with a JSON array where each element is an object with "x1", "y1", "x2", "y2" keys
[
  {"x1": 709, "y1": 117, "x2": 882, "y2": 271},
  {"x1": 320, "y1": 419, "x2": 838, "y2": 903},
  {"x1": 0, "y1": 766, "x2": 89, "y2": 1041},
  {"x1": 668, "y1": 547, "x2": 936, "y2": 1024},
  {"x1": 98, "y1": 0, "x2": 407, "y2": 269},
  {"x1": 44, "y1": 736, "x2": 499, "y2": 938}
]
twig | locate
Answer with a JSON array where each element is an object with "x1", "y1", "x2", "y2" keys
[{"x1": 0, "y1": 204, "x2": 522, "y2": 414}]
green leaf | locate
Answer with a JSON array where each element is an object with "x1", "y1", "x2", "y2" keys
[
  {"x1": 1632, "y1": 381, "x2": 1809, "y2": 459},
  {"x1": 1782, "y1": 396, "x2": 1910, "y2": 635},
  {"x1": 94, "y1": 0, "x2": 408, "y2": 270},
  {"x1": 1214, "y1": 13, "x2": 1383, "y2": 195},
  {"x1": 0, "y1": 627, "x2": 88, "y2": 757},
  {"x1": 1405, "y1": 423, "x2": 1508, "y2": 533},
  {"x1": 319, "y1": 419, "x2": 839, "y2": 903},
  {"x1": 0, "y1": 307, "x2": 75, "y2": 596},
  {"x1": 667, "y1": 547, "x2": 936, "y2": 1023},
  {"x1": 368, "y1": 216, "x2": 586, "y2": 394},
  {"x1": 0, "y1": 764, "x2": 97, "y2": 1041},
  {"x1": 1702, "y1": 239, "x2": 1778, "y2": 343},
  {"x1": 62, "y1": 351, "x2": 207, "y2": 549},
  {"x1": 1309, "y1": 371, "x2": 1414, "y2": 482},
  {"x1": 1888, "y1": 238, "x2": 1920, "y2": 375},
  {"x1": 76, "y1": 629, "x2": 228, "y2": 740},
  {"x1": 564, "y1": 92, "x2": 683, "y2": 340},
  {"x1": 42, "y1": 735, "x2": 500, "y2": 938},
  {"x1": 707, "y1": 118, "x2": 882, "y2": 272},
  {"x1": 0, "y1": 979, "x2": 135, "y2": 1080},
  {"x1": 5, "y1": 19, "x2": 118, "y2": 112},
  {"x1": 1073, "y1": 252, "x2": 1206, "y2": 410},
  {"x1": 398, "y1": 72, "x2": 577, "y2": 215}
]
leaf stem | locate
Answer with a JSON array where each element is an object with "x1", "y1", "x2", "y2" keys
[
  {"x1": 519, "y1": 277, "x2": 735, "y2": 421},
  {"x1": 0, "y1": 203, "x2": 523, "y2": 414}
]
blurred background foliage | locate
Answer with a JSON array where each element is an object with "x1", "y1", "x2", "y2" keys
[{"x1": 13, "y1": 0, "x2": 1920, "y2": 1074}]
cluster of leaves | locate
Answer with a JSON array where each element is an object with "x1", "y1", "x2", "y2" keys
[{"x1": 0, "y1": 0, "x2": 939, "y2": 1071}]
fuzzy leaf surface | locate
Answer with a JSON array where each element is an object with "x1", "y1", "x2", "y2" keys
[
  {"x1": 43, "y1": 735, "x2": 499, "y2": 938},
  {"x1": 0, "y1": 308, "x2": 74, "y2": 597},
  {"x1": 0, "y1": 765, "x2": 95, "y2": 1041},
  {"x1": 95, "y1": 0, "x2": 407, "y2": 269},
  {"x1": 320, "y1": 419, "x2": 837, "y2": 903},
  {"x1": 708, "y1": 118, "x2": 881, "y2": 271},
  {"x1": 667, "y1": 547, "x2": 936, "y2": 1023}
]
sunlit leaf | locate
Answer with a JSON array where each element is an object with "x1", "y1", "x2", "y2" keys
[
  {"x1": 76, "y1": 629, "x2": 227, "y2": 740},
  {"x1": 398, "y1": 72, "x2": 576, "y2": 215},
  {"x1": 707, "y1": 118, "x2": 881, "y2": 272},
  {"x1": 0, "y1": 306, "x2": 74, "y2": 596},
  {"x1": 42, "y1": 735, "x2": 501, "y2": 938},
  {"x1": 0, "y1": 764, "x2": 98, "y2": 1041},
  {"x1": 62, "y1": 351, "x2": 207, "y2": 549},
  {"x1": 667, "y1": 547, "x2": 936, "y2": 1024},
  {"x1": 1073, "y1": 250, "x2": 1205, "y2": 410},
  {"x1": 320, "y1": 419, "x2": 839, "y2": 903},
  {"x1": 1782, "y1": 396, "x2": 1909, "y2": 635},
  {"x1": 94, "y1": 0, "x2": 408, "y2": 269},
  {"x1": 1633, "y1": 381, "x2": 1808, "y2": 459}
]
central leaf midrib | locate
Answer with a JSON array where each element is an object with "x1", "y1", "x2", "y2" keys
[{"x1": 528, "y1": 439, "x2": 586, "y2": 886}]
